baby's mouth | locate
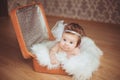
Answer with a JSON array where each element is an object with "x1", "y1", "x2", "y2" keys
[{"x1": 63, "y1": 47, "x2": 70, "y2": 51}]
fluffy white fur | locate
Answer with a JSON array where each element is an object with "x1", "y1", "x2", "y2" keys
[
  {"x1": 31, "y1": 21, "x2": 103, "y2": 80},
  {"x1": 51, "y1": 20, "x2": 66, "y2": 41},
  {"x1": 61, "y1": 37, "x2": 103, "y2": 80},
  {"x1": 31, "y1": 40, "x2": 60, "y2": 69}
]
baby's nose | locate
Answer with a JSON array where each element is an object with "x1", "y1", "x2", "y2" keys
[{"x1": 65, "y1": 42, "x2": 69, "y2": 46}]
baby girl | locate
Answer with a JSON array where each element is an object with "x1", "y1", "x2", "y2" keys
[
  {"x1": 31, "y1": 21, "x2": 103, "y2": 80},
  {"x1": 50, "y1": 23, "x2": 85, "y2": 64}
]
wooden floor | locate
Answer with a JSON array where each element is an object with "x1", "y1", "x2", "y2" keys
[{"x1": 0, "y1": 16, "x2": 120, "y2": 80}]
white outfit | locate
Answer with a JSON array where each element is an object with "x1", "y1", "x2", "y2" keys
[{"x1": 31, "y1": 20, "x2": 103, "y2": 80}]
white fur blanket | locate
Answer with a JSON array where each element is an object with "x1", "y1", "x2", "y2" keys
[{"x1": 31, "y1": 21, "x2": 103, "y2": 80}]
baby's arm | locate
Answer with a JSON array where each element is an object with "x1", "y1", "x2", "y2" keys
[{"x1": 49, "y1": 43, "x2": 59, "y2": 64}]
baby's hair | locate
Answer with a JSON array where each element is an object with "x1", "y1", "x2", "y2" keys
[
  {"x1": 64, "y1": 23, "x2": 86, "y2": 47},
  {"x1": 64, "y1": 23, "x2": 85, "y2": 36}
]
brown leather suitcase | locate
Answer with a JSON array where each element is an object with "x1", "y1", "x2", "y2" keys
[{"x1": 10, "y1": 2, "x2": 67, "y2": 75}]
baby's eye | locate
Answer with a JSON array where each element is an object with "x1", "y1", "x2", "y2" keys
[
  {"x1": 63, "y1": 39, "x2": 66, "y2": 41},
  {"x1": 70, "y1": 42, "x2": 73, "y2": 44}
]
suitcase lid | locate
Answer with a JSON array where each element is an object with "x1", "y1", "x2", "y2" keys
[{"x1": 10, "y1": 3, "x2": 54, "y2": 59}]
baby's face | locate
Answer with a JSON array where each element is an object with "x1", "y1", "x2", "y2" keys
[{"x1": 59, "y1": 32, "x2": 79, "y2": 52}]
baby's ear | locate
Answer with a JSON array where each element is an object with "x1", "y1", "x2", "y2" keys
[{"x1": 77, "y1": 44, "x2": 80, "y2": 48}]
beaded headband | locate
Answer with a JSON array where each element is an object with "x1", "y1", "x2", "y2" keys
[{"x1": 64, "y1": 30, "x2": 81, "y2": 37}]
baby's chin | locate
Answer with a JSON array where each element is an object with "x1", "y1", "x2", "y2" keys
[{"x1": 62, "y1": 48, "x2": 73, "y2": 52}]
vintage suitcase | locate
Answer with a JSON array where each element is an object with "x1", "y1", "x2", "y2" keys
[{"x1": 10, "y1": 2, "x2": 67, "y2": 75}]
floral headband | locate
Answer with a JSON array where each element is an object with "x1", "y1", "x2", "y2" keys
[{"x1": 64, "y1": 30, "x2": 81, "y2": 37}]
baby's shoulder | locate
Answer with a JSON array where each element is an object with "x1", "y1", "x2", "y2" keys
[{"x1": 72, "y1": 47, "x2": 80, "y2": 54}]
